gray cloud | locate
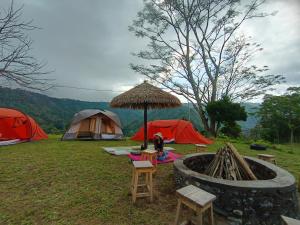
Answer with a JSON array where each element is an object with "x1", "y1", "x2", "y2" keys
[
  {"x1": 1, "y1": 0, "x2": 299, "y2": 102},
  {"x1": 2, "y1": 0, "x2": 146, "y2": 101},
  {"x1": 242, "y1": 0, "x2": 300, "y2": 85}
]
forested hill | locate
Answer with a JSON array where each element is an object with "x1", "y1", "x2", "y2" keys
[{"x1": 0, "y1": 87, "x2": 259, "y2": 135}]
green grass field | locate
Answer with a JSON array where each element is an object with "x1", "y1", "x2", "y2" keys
[{"x1": 0, "y1": 135, "x2": 299, "y2": 225}]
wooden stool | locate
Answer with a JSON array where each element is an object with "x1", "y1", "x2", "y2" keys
[
  {"x1": 298, "y1": 174, "x2": 300, "y2": 192},
  {"x1": 174, "y1": 185, "x2": 216, "y2": 225},
  {"x1": 281, "y1": 215, "x2": 300, "y2": 225},
  {"x1": 131, "y1": 161, "x2": 154, "y2": 203},
  {"x1": 195, "y1": 144, "x2": 207, "y2": 153},
  {"x1": 141, "y1": 149, "x2": 158, "y2": 169},
  {"x1": 257, "y1": 154, "x2": 277, "y2": 164}
]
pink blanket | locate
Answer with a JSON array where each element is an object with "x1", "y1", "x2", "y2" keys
[{"x1": 127, "y1": 151, "x2": 182, "y2": 164}]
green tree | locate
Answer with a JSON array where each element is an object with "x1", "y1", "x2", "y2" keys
[
  {"x1": 258, "y1": 88, "x2": 300, "y2": 143},
  {"x1": 206, "y1": 96, "x2": 247, "y2": 137},
  {"x1": 129, "y1": 0, "x2": 283, "y2": 136}
]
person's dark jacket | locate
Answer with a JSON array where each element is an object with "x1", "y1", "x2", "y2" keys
[{"x1": 154, "y1": 137, "x2": 164, "y2": 152}]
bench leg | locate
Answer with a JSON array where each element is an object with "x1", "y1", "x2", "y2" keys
[
  {"x1": 149, "y1": 172, "x2": 153, "y2": 202},
  {"x1": 209, "y1": 204, "x2": 214, "y2": 225},
  {"x1": 132, "y1": 171, "x2": 139, "y2": 203},
  {"x1": 131, "y1": 168, "x2": 135, "y2": 192},
  {"x1": 174, "y1": 199, "x2": 182, "y2": 225},
  {"x1": 197, "y1": 212, "x2": 203, "y2": 225},
  {"x1": 145, "y1": 172, "x2": 149, "y2": 185}
]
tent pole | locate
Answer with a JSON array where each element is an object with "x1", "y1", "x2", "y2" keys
[{"x1": 144, "y1": 103, "x2": 148, "y2": 149}]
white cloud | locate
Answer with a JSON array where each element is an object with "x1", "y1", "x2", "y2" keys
[{"x1": 240, "y1": 0, "x2": 300, "y2": 89}]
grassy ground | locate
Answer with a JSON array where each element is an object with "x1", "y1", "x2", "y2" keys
[{"x1": 0, "y1": 135, "x2": 299, "y2": 225}]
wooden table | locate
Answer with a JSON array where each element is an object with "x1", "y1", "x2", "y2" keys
[
  {"x1": 195, "y1": 144, "x2": 207, "y2": 152},
  {"x1": 281, "y1": 215, "x2": 300, "y2": 225},
  {"x1": 141, "y1": 149, "x2": 158, "y2": 168},
  {"x1": 174, "y1": 185, "x2": 216, "y2": 225},
  {"x1": 298, "y1": 174, "x2": 300, "y2": 192},
  {"x1": 257, "y1": 154, "x2": 277, "y2": 164},
  {"x1": 131, "y1": 161, "x2": 155, "y2": 203}
]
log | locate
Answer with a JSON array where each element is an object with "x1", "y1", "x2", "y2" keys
[
  {"x1": 226, "y1": 143, "x2": 257, "y2": 180},
  {"x1": 205, "y1": 143, "x2": 257, "y2": 181}
]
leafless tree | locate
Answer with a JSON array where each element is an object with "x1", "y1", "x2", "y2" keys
[
  {"x1": 0, "y1": 1, "x2": 51, "y2": 90},
  {"x1": 130, "y1": 0, "x2": 284, "y2": 136}
]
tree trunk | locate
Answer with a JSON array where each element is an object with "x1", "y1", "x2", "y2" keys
[
  {"x1": 195, "y1": 105, "x2": 217, "y2": 136},
  {"x1": 209, "y1": 79, "x2": 218, "y2": 136},
  {"x1": 211, "y1": 79, "x2": 218, "y2": 103},
  {"x1": 196, "y1": 108, "x2": 209, "y2": 132},
  {"x1": 210, "y1": 119, "x2": 217, "y2": 137},
  {"x1": 290, "y1": 129, "x2": 294, "y2": 145}
]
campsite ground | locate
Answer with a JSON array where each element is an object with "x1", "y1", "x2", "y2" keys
[{"x1": 0, "y1": 135, "x2": 299, "y2": 225}]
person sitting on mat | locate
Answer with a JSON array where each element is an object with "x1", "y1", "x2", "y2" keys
[{"x1": 154, "y1": 132, "x2": 168, "y2": 161}]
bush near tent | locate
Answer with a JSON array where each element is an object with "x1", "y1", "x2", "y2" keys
[
  {"x1": 62, "y1": 109, "x2": 123, "y2": 140},
  {"x1": 0, "y1": 108, "x2": 48, "y2": 144},
  {"x1": 131, "y1": 119, "x2": 212, "y2": 144}
]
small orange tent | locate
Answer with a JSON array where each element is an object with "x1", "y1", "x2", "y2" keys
[
  {"x1": 131, "y1": 120, "x2": 212, "y2": 144},
  {"x1": 0, "y1": 108, "x2": 47, "y2": 144}
]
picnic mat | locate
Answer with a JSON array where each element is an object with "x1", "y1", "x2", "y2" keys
[
  {"x1": 103, "y1": 145, "x2": 175, "y2": 155},
  {"x1": 103, "y1": 147, "x2": 133, "y2": 155},
  {"x1": 128, "y1": 151, "x2": 182, "y2": 164}
]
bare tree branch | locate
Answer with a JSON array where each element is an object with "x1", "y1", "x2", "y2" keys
[
  {"x1": 0, "y1": 0, "x2": 52, "y2": 91},
  {"x1": 129, "y1": 0, "x2": 284, "y2": 136}
]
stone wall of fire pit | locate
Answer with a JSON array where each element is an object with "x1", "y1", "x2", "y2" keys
[{"x1": 174, "y1": 153, "x2": 299, "y2": 225}]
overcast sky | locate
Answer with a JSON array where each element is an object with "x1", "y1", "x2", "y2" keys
[{"x1": 1, "y1": 0, "x2": 299, "y2": 102}]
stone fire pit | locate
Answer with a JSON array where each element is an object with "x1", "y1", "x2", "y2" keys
[{"x1": 174, "y1": 153, "x2": 299, "y2": 225}]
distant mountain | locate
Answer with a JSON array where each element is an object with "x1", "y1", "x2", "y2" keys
[
  {"x1": 239, "y1": 102, "x2": 260, "y2": 131},
  {"x1": 0, "y1": 87, "x2": 259, "y2": 135}
]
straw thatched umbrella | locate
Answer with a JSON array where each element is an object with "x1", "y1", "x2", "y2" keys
[{"x1": 110, "y1": 81, "x2": 181, "y2": 148}]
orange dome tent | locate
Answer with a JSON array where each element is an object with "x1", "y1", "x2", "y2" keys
[
  {"x1": 131, "y1": 119, "x2": 212, "y2": 144},
  {"x1": 0, "y1": 108, "x2": 47, "y2": 145}
]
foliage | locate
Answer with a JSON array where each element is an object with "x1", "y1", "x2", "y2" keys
[
  {"x1": 257, "y1": 87, "x2": 300, "y2": 143},
  {"x1": 129, "y1": 0, "x2": 284, "y2": 136},
  {"x1": 206, "y1": 96, "x2": 247, "y2": 137},
  {"x1": 0, "y1": 87, "x2": 258, "y2": 135},
  {"x1": 0, "y1": 87, "x2": 203, "y2": 135},
  {"x1": 221, "y1": 122, "x2": 242, "y2": 138}
]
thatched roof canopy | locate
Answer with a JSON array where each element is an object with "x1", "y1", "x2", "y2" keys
[{"x1": 110, "y1": 81, "x2": 181, "y2": 109}]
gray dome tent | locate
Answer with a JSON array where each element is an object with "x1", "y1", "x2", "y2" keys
[{"x1": 62, "y1": 109, "x2": 123, "y2": 140}]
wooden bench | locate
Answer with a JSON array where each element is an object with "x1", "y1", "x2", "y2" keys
[
  {"x1": 281, "y1": 215, "x2": 300, "y2": 225},
  {"x1": 195, "y1": 144, "x2": 207, "y2": 153},
  {"x1": 141, "y1": 149, "x2": 157, "y2": 169},
  {"x1": 257, "y1": 154, "x2": 277, "y2": 164},
  {"x1": 174, "y1": 185, "x2": 216, "y2": 225},
  {"x1": 131, "y1": 161, "x2": 155, "y2": 203},
  {"x1": 298, "y1": 174, "x2": 300, "y2": 192}
]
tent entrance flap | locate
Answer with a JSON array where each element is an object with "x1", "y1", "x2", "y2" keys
[
  {"x1": 77, "y1": 119, "x2": 93, "y2": 138},
  {"x1": 93, "y1": 116, "x2": 102, "y2": 139},
  {"x1": 101, "y1": 117, "x2": 115, "y2": 134},
  {"x1": 89, "y1": 117, "x2": 96, "y2": 133}
]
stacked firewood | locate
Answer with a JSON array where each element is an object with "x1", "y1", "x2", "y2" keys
[{"x1": 205, "y1": 143, "x2": 257, "y2": 180}]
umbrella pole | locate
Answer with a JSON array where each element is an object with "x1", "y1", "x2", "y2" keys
[{"x1": 144, "y1": 103, "x2": 148, "y2": 149}]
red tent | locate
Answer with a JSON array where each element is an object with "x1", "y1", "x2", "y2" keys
[
  {"x1": 0, "y1": 108, "x2": 48, "y2": 144},
  {"x1": 131, "y1": 119, "x2": 212, "y2": 144}
]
